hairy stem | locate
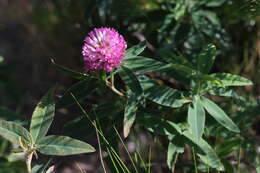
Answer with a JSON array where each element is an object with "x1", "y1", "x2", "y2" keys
[{"x1": 26, "y1": 152, "x2": 33, "y2": 173}]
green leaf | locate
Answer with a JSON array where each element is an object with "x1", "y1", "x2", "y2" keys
[
  {"x1": 197, "y1": 44, "x2": 216, "y2": 74},
  {"x1": 118, "y1": 66, "x2": 143, "y2": 99},
  {"x1": 205, "y1": 0, "x2": 227, "y2": 7},
  {"x1": 208, "y1": 87, "x2": 246, "y2": 102},
  {"x1": 122, "y1": 56, "x2": 192, "y2": 86},
  {"x1": 125, "y1": 41, "x2": 146, "y2": 58},
  {"x1": 200, "y1": 97, "x2": 240, "y2": 133},
  {"x1": 192, "y1": 10, "x2": 231, "y2": 49},
  {"x1": 37, "y1": 135, "x2": 95, "y2": 156},
  {"x1": 216, "y1": 137, "x2": 240, "y2": 157},
  {"x1": 167, "y1": 135, "x2": 184, "y2": 171},
  {"x1": 221, "y1": 158, "x2": 235, "y2": 173},
  {"x1": 122, "y1": 56, "x2": 172, "y2": 73},
  {"x1": 170, "y1": 63, "x2": 199, "y2": 78},
  {"x1": 183, "y1": 131, "x2": 224, "y2": 171},
  {"x1": 51, "y1": 59, "x2": 89, "y2": 80},
  {"x1": 137, "y1": 116, "x2": 182, "y2": 136},
  {"x1": 172, "y1": 0, "x2": 186, "y2": 20},
  {"x1": 57, "y1": 79, "x2": 97, "y2": 109},
  {"x1": 188, "y1": 97, "x2": 205, "y2": 143},
  {"x1": 30, "y1": 89, "x2": 55, "y2": 143},
  {"x1": 0, "y1": 120, "x2": 31, "y2": 145},
  {"x1": 138, "y1": 75, "x2": 187, "y2": 108},
  {"x1": 209, "y1": 73, "x2": 253, "y2": 87},
  {"x1": 31, "y1": 159, "x2": 53, "y2": 173},
  {"x1": 123, "y1": 93, "x2": 138, "y2": 138}
]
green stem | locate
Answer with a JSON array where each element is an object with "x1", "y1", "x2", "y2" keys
[
  {"x1": 113, "y1": 127, "x2": 138, "y2": 173},
  {"x1": 237, "y1": 142, "x2": 242, "y2": 173},
  {"x1": 26, "y1": 152, "x2": 33, "y2": 173},
  {"x1": 148, "y1": 147, "x2": 152, "y2": 173},
  {"x1": 192, "y1": 147, "x2": 198, "y2": 173},
  {"x1": 106, "y1": 73, "x2": 124, "y2": 96},
  {"x1": 94, "y1": 121, "x2": 108, "y2": 173}
]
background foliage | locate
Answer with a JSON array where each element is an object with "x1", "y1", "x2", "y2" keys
[{"x1": 0, "y1": 0, "x2": 259, "y2": 172}]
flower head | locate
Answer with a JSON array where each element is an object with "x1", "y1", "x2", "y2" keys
[{"x1": 82, "y1": 27, "x2": 127, "y2": 72}]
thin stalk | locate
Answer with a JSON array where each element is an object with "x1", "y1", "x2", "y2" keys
[
  {"x1": 110, "y1": 147, "x2": 131, "y2": 173},
  {"x1": 94, "y1": 121, "x2": 108, "y2": 173},
  {"x1": 106, "y1": 73, "x2": 124, "y2": 97},
  {"x1": 113, "y1": 127, "x2": 138, "y2": 173},
  {"x1": 106, "y1": 146, "x2": 120, "y2": 173},
  {"x1": 148, "y1": 147, "x2": 152, "y2": 173},
  {"x1": 95, "y1": 120, "x2": 130, "y2": 173},
  {"x1": 237, "y1": 142, "x2": 242, "y2": 173},
  {"x1": 110, "y1": 148, "x2": 129, "y2": 173},
  {"x1": 72, "y1": 93, "x2": 131, "y2": 173},
  {"x1": 75, "y1": 162, "x2": 86, "y2": 173},
  {"x1": 207, "y1": 154, "x2": 210, "y2": 173},
  {"x1": 71, "y1": 93, "x2": 111, "y2": 146},
  {"x1": 192, "y1": 147, "x2": 198, "y2": 173},
  {"x1": 172, "y1": 153, "x2": 179, "y2": 173},
  {"x1": 136, "y1": 148, "x2": 146, "y2": 170},
  {"x1": 71, "y1": 94, "x2": 131, "y2": 173}
]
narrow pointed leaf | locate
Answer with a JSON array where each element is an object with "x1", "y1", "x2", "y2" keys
[
  {"x1": 188, "y1": 97, "x2": 205, "y2": 143},
  {"x1": 123, "y1": 93, "x2": 138, "y2": 138},
  {"x1": 0, "y1": 120, "x2": 31, "y2": 145},
  {"x1": 51, "y1": 59, "x2": 89, "y2": 80},
  {"x1": 31, "y1": 159, "x2": 53, "y2": 173},
  {"x1": 37, "y1": 135, "x2": 95, "y2": 156},
  {"x1": 200, "y1": 97, "x2": 240, "y2": 133},
  {"x1": 118, "y1": 66, "x2": 143, "y2": 100},
  {"x1": 30, "y1": 89, "x2": 55, "y2": 143},
  {"x1": 209, "y1": 73, "x2": 253, "y2": 87},
  {"x1": 137, "y1": 116, "x2": 182, "y2": 135},
  {"x1": 167, "y1": 136, "x2": 184, "y2": 170},
  {"x1": 138, "y1": 75, "x2": 187, "y2": 108},
  {"x1": 125, "y1": 41, "x2": 146, "y2": 58},
  {"x1": 122, "y1": 56, "x2": 172, "y2": 73},
  {"x1": 208, "y1": 87, "x2": 246, "y2": 101},
  {"x1": 197, "y1": 44, "x2": 217, "y2": 74},
  {"x1": 183, "y1": 131, "x2": 224, "y2": 171},
  {"x1": 170, "y1": 63, "x2": 200, "y2": 78},
  {"x1": 122, "y1": 56, "x2": 191, "y2": 86}
]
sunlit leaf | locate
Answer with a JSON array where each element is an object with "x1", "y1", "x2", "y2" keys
[
  {"x1": 0, "y1": 120, "x2": 31, "y2": 145},
  {"x1": 197, "y1": 44, "x2": 217, "y2": 74},
  {"x1": 209, "y1": 73, "x2": 253, "y2": 87},
  {"x1": 167, "y1": 135, "x2": 184, "y2": 171},
  {"x1": 123, "y1": 93, "x2": 138, "y2": 138},
  {"x1": 30, "y1": 89, "x2": 55, "y2": 143},
  {"x1": 200, "y1": 97, "x2": 240, "y2": 133},
  {"x1": 37, "y1": 135, "x2": 95, "y2": 156},
  {"x1": 188, "y1": 96, "x2": 205, "y2": 143},
  {"x1": 122, "y1": 56, "x2": 172, "y2": 73},
  {"x1": 125, "y1": 41, "x2": 146, "y2": 58},
  {"x1": 138, "y1": 75, "x2": 187, "y2": 108}
]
